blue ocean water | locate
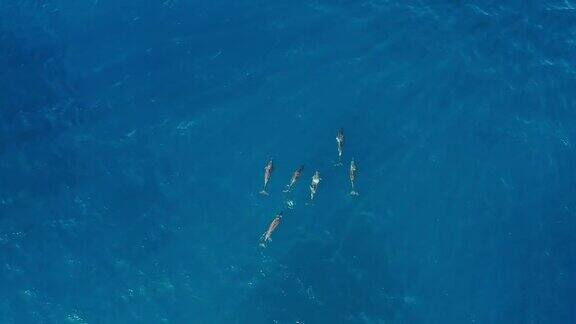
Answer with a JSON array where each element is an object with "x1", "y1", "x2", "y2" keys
[{"x1": 2, "y1": 0, "x2": 576, "y2": 323}]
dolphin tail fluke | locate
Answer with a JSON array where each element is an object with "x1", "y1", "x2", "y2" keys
[{"x1": 259, "y1": 232, "x2": 268, "y2": 247}]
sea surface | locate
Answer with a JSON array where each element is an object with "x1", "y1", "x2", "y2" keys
[{"x1": 1, "y1": 1, "x2": 576, "y2": 323}]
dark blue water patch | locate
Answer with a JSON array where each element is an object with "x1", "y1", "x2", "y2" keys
[{"x1": 2, "y1": 0, "x2": 576, "y2": 323}]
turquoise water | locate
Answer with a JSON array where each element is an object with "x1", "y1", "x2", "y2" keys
[{"x1": 1, "y1": 1, "x2": 576, "y2": 323}]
